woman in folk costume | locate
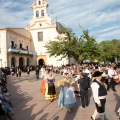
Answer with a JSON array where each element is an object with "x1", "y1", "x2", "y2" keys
[
  {"x1": 58, "y1": 72, "x2": 79, "y2": 96},
  {"x1": 45, "y1": 71, "x2": 58, "y2": 102},
  {"x1": 40, "y1": 69, "x2": 49, "y2": 94},
  {"x1": 58, "y1": 73, "x2": 76, "y2": 112}
]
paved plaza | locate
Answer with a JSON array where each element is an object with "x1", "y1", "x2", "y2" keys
[{"x1": 6, "y1": 71, "x2": 120, "y2": 120}]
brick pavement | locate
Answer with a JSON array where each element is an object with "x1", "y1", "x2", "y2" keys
[{"x1": 6, "y1": 71, "x2": 120, "y2": 120}]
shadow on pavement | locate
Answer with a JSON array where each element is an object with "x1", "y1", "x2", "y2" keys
[{"x1": 7, "y1": 74, "x2": 53, "y2": 120}]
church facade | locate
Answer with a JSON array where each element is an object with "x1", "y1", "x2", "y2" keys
[{"x1": 0, "y1": 0, "x2": 68, "y2": 68}]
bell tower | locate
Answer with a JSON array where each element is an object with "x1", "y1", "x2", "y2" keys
[
  {"x1": 26, "y1": 0, "x2": 67, "y2": 67},
  {"x1": 28, "y1": 0, "x2": 52, "y2": 28}
]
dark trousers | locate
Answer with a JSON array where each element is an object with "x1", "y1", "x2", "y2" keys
[
  {"x1": 36, "y1": 74, "x2": 39, "y2": 79},
  {"x1": 16, "y1": 73, "x2": 18, "y2": 77},
  {"x1": 95, "y1": 99, "x2": 106, "y2": 113},
  {"x1": 27, "y1": 71, "x2": 30, "y2": 74},
  {"x1": 107, "y1": 78, "x2": 116, "y2": 91},
  {"x1": 80, "y1": 90, "x2": 89, "y2": 108},
  {"x1": 19, "y1": 72, "x2": 21, "y2": 77}
]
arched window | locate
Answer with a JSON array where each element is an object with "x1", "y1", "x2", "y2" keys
[
  {"x1": 41, "y1": 10, "x2": 44, "y2": 17},
  {"x1": 39, "y1": 0, "x2": 41, "y2": 5},
  {"x1": 19, "y1": 57, "x2": 24, "y2": 68},
  {"x1": 36, "y1": 11, "x2": 39, "y2": 17}
]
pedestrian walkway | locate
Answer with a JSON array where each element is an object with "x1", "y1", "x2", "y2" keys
[{"x1": 7, "y1": 71, "x2": 120, "y2": 120}]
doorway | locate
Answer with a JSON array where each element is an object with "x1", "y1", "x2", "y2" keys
[{"x1": 39, "y1": 59, "x2": 45, "y2": 66}]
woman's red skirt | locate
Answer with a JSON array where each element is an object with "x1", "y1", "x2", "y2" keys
[{"x1": 40, "y1": 80, "x2": 46, "y2": 94}]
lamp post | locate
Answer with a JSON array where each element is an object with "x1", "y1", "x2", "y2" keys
[{"x1": 0, "y1": 59, "x2": 2, "y2": 67}]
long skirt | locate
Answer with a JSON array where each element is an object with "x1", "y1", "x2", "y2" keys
[
  {"x1": 58, "y1": 87, "x2": 76, "y2": 109},
  {"x1": 45, "y1": 83, "x2": 58, "y2": 100},
  {"x1": 40, "y1": 80, "x2": 46, "y2": 94}
]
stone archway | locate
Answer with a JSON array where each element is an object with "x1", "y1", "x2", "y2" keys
[
  {"x1": 11, "y1": 57, "x2": 16, "y2": 67},
  {"x1": 39, "y1": 59, "x2": 45, "y2": 66},
  {"x1": 19, "y1": 57, "x2": 24, "y2": 68}
]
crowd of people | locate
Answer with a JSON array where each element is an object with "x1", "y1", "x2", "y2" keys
[
  {"x1": 39, "y1": 63, "x2": 120, "y2": 120},
  {"x1": 0, "y1": 70, "x2": 15, "y2": 120},
  {"x1": 0, "y1": 62, "x2": 120, "y2": 120}
]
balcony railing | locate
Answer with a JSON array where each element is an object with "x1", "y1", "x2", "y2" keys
[{"x1": 8, "y1": 48, "x2": 33, "y2": 56}]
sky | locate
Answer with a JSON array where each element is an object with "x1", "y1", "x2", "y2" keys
[{"x1": 0, "y1": 0, "x2": 120, "y2": 43}]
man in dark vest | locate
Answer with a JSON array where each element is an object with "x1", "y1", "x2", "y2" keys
[{"x1": 91, "y1": 71, "x2": 107, "y2": 120}]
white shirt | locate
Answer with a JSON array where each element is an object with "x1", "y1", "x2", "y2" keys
[
  {"x1": 91, "y1": 82, "x2": 100, "y2": 104},
  {"x1": 108, "y1": 69, "x2": 117, "y2": 78},
  {"x1": 40, "y1": 67, "x2": 45, "y2": 75}
]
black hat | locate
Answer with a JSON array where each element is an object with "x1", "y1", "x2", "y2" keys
[{"x1": 92, "y1": 71, "x2": 103, "y2": 77}]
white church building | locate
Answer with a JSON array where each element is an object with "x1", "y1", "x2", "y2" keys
[{"x1": 0, "y1": 0, "x2": 69, "y2": 68}]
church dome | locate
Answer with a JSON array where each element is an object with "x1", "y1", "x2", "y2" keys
[{"x1": 56, "y1": 22, "x2": 65, "y2": 33}]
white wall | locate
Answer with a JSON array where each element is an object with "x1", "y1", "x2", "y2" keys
[
  {"x1": 0, "y1": 30, "x2": 7, "y2": 67},
  {"x1": 30, "y1": 25, "x2": 68, "y2": 66}
]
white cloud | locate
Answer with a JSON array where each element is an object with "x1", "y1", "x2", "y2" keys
[
  {"x1": 0, "y1": 0, "x2": 120, "y2": 42},
  {"x1": 93, "y1": 28, "x2": 120, "y2": 43},
  {"x1": 95, "y1": 25, "x2": 120, "y2": 34}
]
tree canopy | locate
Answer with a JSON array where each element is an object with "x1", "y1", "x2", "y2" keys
[
  {"x1": 98, "y1": 39, "x2": 120, "y2": 62},
  {"x1": 44, "y1": 26, "x2": 120, "y2": 63},
  {"x1": 79, "y1": 30, "x2": 100, "y2": 61},
  {"x1": 44, "y1": 27, "x2": 102, "y2": 63}
]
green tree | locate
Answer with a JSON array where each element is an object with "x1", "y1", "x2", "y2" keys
[
  {"x1": 79, "y1": 30, "x2": 100, "y2": 62},
  {"x1": 99, "y1": 40, "x2": 116, "y2": 62},
  {"x1": 44, "y1": 28, "x2": 100, "y2": 63},
  {"x1": 44, "y1": 28, "x2": 80, "y2": 63},
  {"x1": 111, "y1": 39, "x2": 120, "y2": 62}
]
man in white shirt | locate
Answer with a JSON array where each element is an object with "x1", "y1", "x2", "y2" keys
[
  {"x1": 107, "y1": 65, "x2": 117, "y2": 92},
  {"x1": 91, "y1": 71, "x2": 107, "y2": 120}
]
